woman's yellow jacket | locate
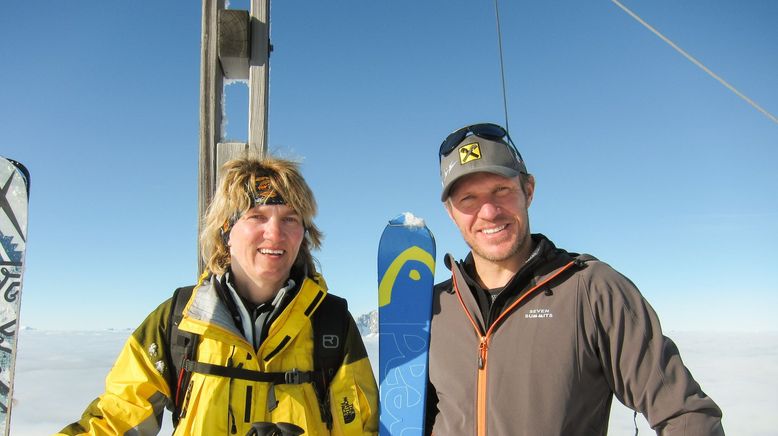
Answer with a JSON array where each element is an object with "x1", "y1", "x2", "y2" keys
[{"x1": 57, "y1": 273, "x2": 378, "y2": 435}]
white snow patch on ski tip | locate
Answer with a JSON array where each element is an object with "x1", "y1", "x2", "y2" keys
[{"x1": 401, "y1": 212, "x2": 426, "y2": 228}]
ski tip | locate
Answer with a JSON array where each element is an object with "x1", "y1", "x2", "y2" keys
[
  {"x1": 1, "y1": 156, "x2": 30, "y2": 194},
  {"x1": 389, "y1": 212, "x2": 426, "y2": 228}
]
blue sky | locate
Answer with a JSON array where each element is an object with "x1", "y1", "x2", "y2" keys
[{"x1": 2, "y1": 0, "x2": 776, "y2": 331}]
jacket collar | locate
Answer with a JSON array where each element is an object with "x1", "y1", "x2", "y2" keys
[
  {"x1": 179, "y1": 270, "x2": 327, "y2": 355},
  {"x1": 446, "y1": 234, "x2": 574, "y2": 327},
  {"x1": 452, "y1": 234, "x2": 555, "y2": 291}
]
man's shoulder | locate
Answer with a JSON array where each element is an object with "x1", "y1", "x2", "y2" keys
[
  {"x1": 537, "y1": 247, "x2": 633, "y2": 289},
  {"x1": 566, "y1": 254, "x2": 644, "y2": 302},
  {"x1": 570, "y1": 254, "x2": 623, "y2": 278},
  {"x1": 433, "y1": 278, "x2": 453, "y2": 294},
  {"x1": 434, "y1": 276, "x2": 452, "y2": 288}
]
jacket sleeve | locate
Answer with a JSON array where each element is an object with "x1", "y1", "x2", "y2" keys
[
  {"x1": 583, "y1": 262, "x2": 724, "y2": 435},
  {"x1": 328, "y1": 312, "x2": 379, "y2": 436},
  {"x1": 56, "y1": 298, "x2": 176, "y2": 436}
]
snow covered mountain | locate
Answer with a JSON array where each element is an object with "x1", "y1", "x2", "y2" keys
[{"x1": 356, "y1": 309, "x2": 378, "y2": 335}]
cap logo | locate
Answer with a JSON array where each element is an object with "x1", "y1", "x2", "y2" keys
[{"x1": 459, "y1": 142, "x2": 481, "y2": 164}]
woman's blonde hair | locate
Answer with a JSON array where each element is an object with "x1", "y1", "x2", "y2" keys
[{"x1": 201, "y1": 157, "x2": 323, "y2": 276}]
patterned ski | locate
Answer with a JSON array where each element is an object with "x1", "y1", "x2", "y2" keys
[
  {"x1": 378, "y1": 213, "x2": 435, "y2": 435},
  {"x1": 0, "y1": 157, "x2": 29, "y2": 436}
]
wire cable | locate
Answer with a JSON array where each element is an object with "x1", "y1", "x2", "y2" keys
[
  {"x1": 611, "y1": 0, "x2": 778, "y2": 125},
  {"x1": 493, "y1": 0, "x2": 511, "y2": 133}
]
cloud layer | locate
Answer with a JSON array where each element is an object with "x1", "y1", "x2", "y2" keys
[{"x1": 9, "y1": 329, "x2": 776, "y2": 434}]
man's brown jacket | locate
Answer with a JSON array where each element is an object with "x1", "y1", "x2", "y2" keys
[{"x1": 427, "y1": 235, "x2": 723, "y2": 435}]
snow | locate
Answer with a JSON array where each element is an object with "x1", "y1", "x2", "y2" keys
[
  {"x1": 400, "y1": 212, "x2": 425, "y2": 228},
  {"x1": 9, "y1": 329, "x2": 776, "y2": 435}
]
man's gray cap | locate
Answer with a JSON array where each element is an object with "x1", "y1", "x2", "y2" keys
[{"x1": 439, "y1": 136, "x2": 527, "y2": 201}]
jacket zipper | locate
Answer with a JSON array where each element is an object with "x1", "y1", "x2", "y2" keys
[
  {"x1": 477, "y1": 337, "x2": 489, "y2": 436},
  {"x1": 244, "y1": 385, "x2": 253, "y2": 423},
  {"x1": 452, "y1": 260, "x2": 576, "y2": 436},
  {"x1": 179, "y1": 379, "x2": 194, "y2": 420}
]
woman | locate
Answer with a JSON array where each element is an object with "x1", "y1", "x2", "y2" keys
[{"x1": 58, "y1": 157, "x2": 378, "y2": 435}]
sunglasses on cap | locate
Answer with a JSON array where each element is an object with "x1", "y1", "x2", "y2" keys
[{"x1": 438, "y1": 123, "x2": 523, "y2": 163}]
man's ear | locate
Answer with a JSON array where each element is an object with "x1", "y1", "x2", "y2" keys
[
  {"x1": 524, "y1": 175, "x2": 536, "y2": 206},
  {"x1": 443, "y1": 199, "x2": 454, "y2": 221}
]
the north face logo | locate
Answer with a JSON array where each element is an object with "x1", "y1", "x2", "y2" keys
[{"x1": 340, "y1": 397, "x2": 356, "y2": 423}]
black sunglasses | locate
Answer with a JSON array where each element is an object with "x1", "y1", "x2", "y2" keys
[{"x1": 439, "y1": 123, "x2": 523, "y2": 162}]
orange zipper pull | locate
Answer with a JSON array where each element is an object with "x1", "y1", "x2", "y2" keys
[{"x1": 478, "y1": 337, "x2": 488, "y2": 369}]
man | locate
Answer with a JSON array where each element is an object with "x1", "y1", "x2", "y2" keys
[
  {"x1": 426, "y1": 123, "x2": 723, "y2": 435},
  {"x1": 59, "y1": 157, "x2": 378, "y2": 435}
]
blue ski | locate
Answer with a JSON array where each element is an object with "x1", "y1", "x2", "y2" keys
[{"x1": 378, "y1": 213, "x2": 435, "y2": 435}]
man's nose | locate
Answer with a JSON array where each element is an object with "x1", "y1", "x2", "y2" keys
[
  {"x1": 263, "y1": 217, "x2": 284, "y2": 240},
  {"x1": 478, "y1": 201, "x2": 502, "y2": 219}
]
